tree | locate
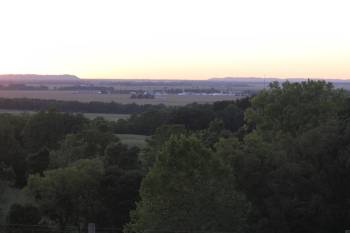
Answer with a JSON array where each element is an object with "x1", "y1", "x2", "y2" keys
[
  {"x1": 218, "y1": 133, "x2": 291, "y2": 233},
  {"x1": 26, "y1": 159, "x2": 104, "y2": 229},
  {"x1": 245, "y1": 80, "x2": 347, "y2": 136},
  {"x1": 50, "y1": 129, "x2": 118, "y2": 168},
  {"x1": 97, "y1": 167, "x2": 143, "y2": 228},
  {"x1": 198, "y1": 119, "x2": 232, "y2": 147},
  {"x1": 104, "y1": 142, "x2": 139, "y2": 170},
  {"x1": 6, "y1": 204, "x2": 41, "y2": 225},
  {"x1": 227, "y1": 81, "x2": 350, "y2": 233},
  {"x1": 22, "y1": 110, "x2": 87, "y2": 152},
  {"x1": 285, "y1": 120, "x2": 350, "y2": 233},
  {"x1": 215, "y1": 103, "x2": 245, "y2": 132},
  {"x1": 125, "y1": 135, "x2": 250, "y2": 233},
  {"x1": 125, "y1": 109, "x2": 171, "y2": 135},
  {"x1": 169, "y1": 103, "x2": 215, "y2": 130},
  {"x1": 141, "y1": 124, "x2": 187, "y2": 170},
  {"x1": 228, "y1": 121, "x2": 350, "y2": 233},
  {"x1": 0, "y1": 116, "x2": 26, "y2": 186},
  {"x1": 27, "y1": 147, "x2": 50, "y2": 175}
]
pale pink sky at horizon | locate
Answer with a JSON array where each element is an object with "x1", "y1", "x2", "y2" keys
[{"x1": 0, "y1": 0, "x2": 350, "y2": 80}]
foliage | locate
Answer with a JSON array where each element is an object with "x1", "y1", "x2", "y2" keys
[
  {"x1": 0, "y1": 115, "x2": 26, "y2": 186},
  {"x1": 114, "y1": 99, "x2": 248, "y2": 135},
  {"x1": 50, "y1": 127, "x2": 117, "y2": 168},
  {"x1": 0, "y1": 97, "x2": 167, "y2": 114},
  {"x1": 104, "y1": 142, "x2": 139, "y2": 170},
  {"x1": 27, "y1": 148, "x2": 50, "y2": 176},
  {"x1": 6, "y1": 204, "x2": 41, "y2": 225},
  {"x1": 26, "y1": 159, "x2": 104, "y2": 228},
  {"x1": 22, "y1": 110, "x2": 87, "y2": 152},
  {"x1": 3, "y1": 81, "x2": 350, "y2": 233},
  {"x1": 126, "y1": 135, "x2": 250, "y2": 233},
  {"x1": 245, "y1": 80, "x2": 347, "y2": 136},
  {"x1": 97, "y1": 167, "x2": 143, "y2": 227},
  {"x1": 141, "y1": 124, "x2": 187, "y2": 169}
]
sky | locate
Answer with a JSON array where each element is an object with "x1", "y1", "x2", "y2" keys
[{"x1": 0, "y1": 0, "x2": 349, "y2": 80}]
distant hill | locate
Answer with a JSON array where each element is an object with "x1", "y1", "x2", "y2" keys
[{"x1": 0, "y1": 74, "x2": 80, "y2": 82}]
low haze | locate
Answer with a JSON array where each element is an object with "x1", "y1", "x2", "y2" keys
[{"x1": 0, "y1": 0, "x2": 350, "y2": 79}]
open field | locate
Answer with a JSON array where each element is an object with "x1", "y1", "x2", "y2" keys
[
  {"x1": 0, "y1": 109, "x2": 130, "y2": 121},
  {"x1": 115, "y1": 134, "x2": 149, "y2": 148},
  {"x1": 0, "y1": 90, "x2": 242, "y2": 105}
]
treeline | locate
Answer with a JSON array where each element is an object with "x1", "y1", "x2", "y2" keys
[
  {"x1": 0, "y1": 97, "x2": 250, "y2": 135},
  {"x1": 113, "y1": 98, "x2": 250, "y2": 135},
  {"x1": 0, "y1": 98, "x2": 166, "y2": 114}
]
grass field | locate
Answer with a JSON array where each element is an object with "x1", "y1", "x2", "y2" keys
[
  {"x1": 115, "y1": 134, "x2": 149, "y2": 148},
  {"x1": 0, "y1": 90, "x2": 241, "y2": 105},
  {"x1": 0, "y1": 109, "x2": 130, "y2": 121}
]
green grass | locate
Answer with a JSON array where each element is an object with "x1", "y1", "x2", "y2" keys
[{"x1": 115, "y1": 134, "x2": 149, "y2": 148}]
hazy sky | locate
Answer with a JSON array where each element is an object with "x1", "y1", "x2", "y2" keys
[{"x1": 0, "y1": 0, "x2": 349, "y2": 79}]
